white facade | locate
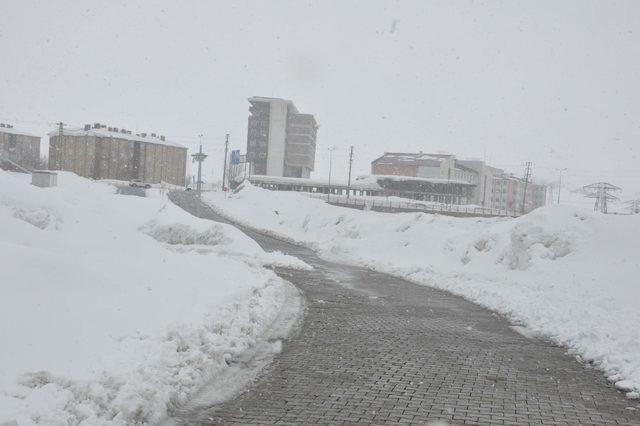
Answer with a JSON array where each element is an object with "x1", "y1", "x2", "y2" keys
[
  {"x1": 247, "y1": 97, "x2": 317, "y2": 178},
  {"x1": 457, "y1": 160, "x2": 501, "y2": 207},
  {"x1": 265, "y1": 100, "x2": 288, "y2": 176}
]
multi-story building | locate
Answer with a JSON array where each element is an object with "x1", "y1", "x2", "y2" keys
[
  {"x1": 370, "y1": 152, "x2": 479, "y2": 204},
  {"x1": 48, "y1": 123, "x2": 187, "y2": 186},
  {"x1": 0, "y1": 123, "x2": 41, "y2": 171},
  {"x1": 456, "y1": 160, "x2": 503, "y2": 208},
  {"x1": 371, "y1": 152, "x2": 478, "y2": 182},
  {"x1": 371, "y1": 152, "x2": 548, "y2": 212},
  {"x1": 246, "y1": 97, "x2": 317, "y2": 178},
  {"x1": 491, "y1": 174, "x2": 547, "y2": 214}
]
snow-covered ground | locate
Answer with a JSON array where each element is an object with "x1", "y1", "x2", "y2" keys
[
  {"x1": 0, "y1": 172, "x2": 306, "y2": 425},
  {"x1": 203, "y1": 183, "x2": 640, "y2": 398}
]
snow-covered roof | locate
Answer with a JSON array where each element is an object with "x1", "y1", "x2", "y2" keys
[
  {"x1": 245, "y1": 173, "x2": 475, "y2": 190},
  {"x1": 371, "y1": 152, "x2": 453, "y2": 167},
  {"x1": 244, "y1": 174, "x2": 382, "y2": 190},
  {"x1": 47, "y1": 126, "x2": 186, "y2": 149},
  {"x1": 359, "y1": 174, "x2": 475, "y2": 186},
  {"x1": 0, "y1": 125, "x2": 40, "y2": 138}
]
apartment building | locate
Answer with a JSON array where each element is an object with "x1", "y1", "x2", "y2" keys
[
  {"x1": 0, "y1": 123, "x2": 40, "y2": 171},
  {"x1": 246, "y1": 97, "x2": 317, "y2": 178},
  {"x1": 491, "y1": 174, "x2": 547, "y2": 214},
  {"x1": 48, "y1": 123, "x2": 187, "y2": 186}
]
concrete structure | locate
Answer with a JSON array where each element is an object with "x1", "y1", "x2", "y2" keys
[
  {"x1": 241, "y1": 174, "x2": 477, "y2": 206},
  {"x1": 236, "y1": 174, "x2": 380, "y2": 196},
  {"x1": 371, "y1": 152, "x2": 548, "y2": 211},
  {"x1": 31, "y1": 170, "x2": 58, "y2": 187},
  {"x1": 372, "y1": 152, "x2": 452, "y2": 179},
  {"x1": 48, "y1": 123, "x2": 187, "y2": 186},
  {"x1": 456, "y1": 160, "x2": 503, "y2": 207},
  {"x1": 0, "y1": 123, "x2": 41, "y2": 172},
  {"x1": 491, "y1": 173, "x2": 547, "y2": 214},
  {"x1": 372, "y1": 153, "x2": 480, "y2": 184},
  {"x1": 371, "y1": 152, "x2": 479, "y2": 204},
  {"x1": 246, "y1": 97, "x2": 317, "y2": 178}
]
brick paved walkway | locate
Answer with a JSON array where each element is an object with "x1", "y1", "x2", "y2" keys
[{"x1": 169, "y1": 192, "x2": 640, "y2": 425}]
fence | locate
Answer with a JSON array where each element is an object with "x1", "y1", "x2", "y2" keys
[{"x1": 306, "y1": 193, "x2": 516, "y2": 218}]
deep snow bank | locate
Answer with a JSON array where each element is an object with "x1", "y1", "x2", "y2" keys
[
  {"x1": 203, "y1": 183, "x2": 640, "y2": 398},
  {"x1": 0, "y1": 172, "x2": 304, "y2": 425}
]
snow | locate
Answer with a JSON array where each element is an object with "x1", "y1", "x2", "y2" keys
[
  {"x1": 0, "y1": 171, "x2": 306, "y2": 425},
  {"x1": 0, "y1": 126, "x2": 39, "y2": 138},
  {"x1": 203, "y1": 182, "x2": 640, "y2": 397},
  {"x1": 304, "y1": 193, "x2": 510, "y2": 217},
  {"x1": 47, "y1": 127, "x2": 185, "y2": 149},
  {"x1": 354, "y1": 173, "x2": 473, "y2": 186},
  {"x1": 241, "y1": 173, "x2": 473, "y2": 192}
]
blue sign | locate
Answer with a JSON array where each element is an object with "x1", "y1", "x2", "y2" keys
[{"x1": 230, "y1": 150, "x2": 241, "y2": 165}]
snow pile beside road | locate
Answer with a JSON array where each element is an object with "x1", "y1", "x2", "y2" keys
[
  {"x1": 0, "y1": 172, "x2": 303, "y2": 425},
  {"x1": 203, "y1": 183, "x2": 640, "y2": 397}
]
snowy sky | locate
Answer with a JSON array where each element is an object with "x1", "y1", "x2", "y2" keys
[{"x1": 1, "y1": 0, "x2": 639, "y2": 198}]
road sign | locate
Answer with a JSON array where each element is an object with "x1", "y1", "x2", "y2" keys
[{"x1": 230, "y1": 150, "x2": 241, "y2": 165}]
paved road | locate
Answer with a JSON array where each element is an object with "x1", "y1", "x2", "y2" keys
[{"x1": 168, "y1": 191, "x2": 640, "y2": 425}]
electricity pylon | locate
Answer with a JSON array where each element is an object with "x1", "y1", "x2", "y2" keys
[
  {"x1": 583, "y1": 182, "x2": 620, "y2": 213},
  {"x1": 625, "y1": 199, "x2": 640, "y2": 214}
]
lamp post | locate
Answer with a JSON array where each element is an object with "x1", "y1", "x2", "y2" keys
[
  {"x1": 328, "y1": 146, "x2": 337, "y2": 192},
  {"x1": 556, "y1": 168, "x2": 567, "y2": 204}
]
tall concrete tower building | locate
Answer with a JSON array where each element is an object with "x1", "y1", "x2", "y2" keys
[{"x1": 246, "y1": 96, "x2": 317, "y2": 178}]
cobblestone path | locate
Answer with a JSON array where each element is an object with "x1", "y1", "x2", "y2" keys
[{"x1": 169, "y1": 192, "x2": 640, "y2": 425}]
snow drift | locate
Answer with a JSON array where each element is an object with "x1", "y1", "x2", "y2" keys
[
  {"x1": 203, "y1": 183, "x2": 640, "y2": 398},
  {"x1": 0, "y1": 172, "x2": 304, "y2": 425}
]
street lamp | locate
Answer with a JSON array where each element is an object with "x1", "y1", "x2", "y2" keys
[
  {"x1": 328, "y1": 146, "x2": 337, "y2": 187},
  {"x1": 556, "y1": 167, "x2": 567, "y2": 204}
]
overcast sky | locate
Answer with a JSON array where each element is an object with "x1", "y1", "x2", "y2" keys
[{"x1": 1, "y1": 0, "x2": 639, "y2": 198}]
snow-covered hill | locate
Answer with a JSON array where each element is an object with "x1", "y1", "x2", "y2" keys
[
  {"x1": 0, "y1": 172, "x2": 305, "y2": 425},
  {"x1": 204, "y1": 184, "x2": 640, "y2": 398}
]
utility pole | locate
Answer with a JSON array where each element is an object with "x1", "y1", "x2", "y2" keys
[
  {"x1": 55, "y1": 122, "x2": 64, "y2": 170},
  {"x1": 584, "y1": 182, "x2": 620, "y2": 213},
  {"x1": 191, "y1": 139, "x2": 207, "y2": 198},
  {"x1": 447, "y1": 164, "x2": 452, "y2": 206},
  {"x1": 328, "y1": 146, "x2": 336, "y2": 194},
  {"x1": 556, "y1": 167, "x2": 567, "y2": 204},
  {"x1": 222, "y1": 133, "x2": 229, "y2": 191},
  {"x1": 521, "y1": 162, "x2": 532, "y2": 214},
  {"x1": 481, "y1": 175, "x2": 488, "y2": 208},
  {"x1": 347, "y1": 146, "x2": 354, "y2": 198}
]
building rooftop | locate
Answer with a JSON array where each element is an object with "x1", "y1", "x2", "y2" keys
[
  {"x1": 357, "y1": 174, "x2": 475, "y2": 186},
  {"x1": 248, "y1": 96, "x2": 299, "y2": 114},
  {"x1": 371, "y1": 152, "x2": 453, "y2": 167},
  {"x1": 242, "y1": 174, "x2": 380, "y2": 190},
  {"x1": 48, "y1": 125, "x2": 185, "y2": 148},
  {"x1": 0, "y1": 124, "x2": 40, "y2": 138}
]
